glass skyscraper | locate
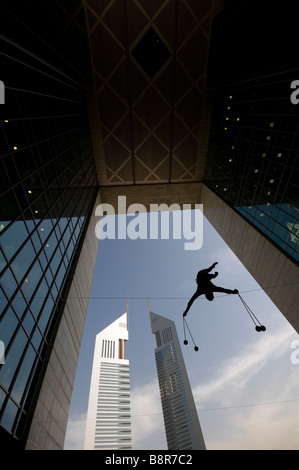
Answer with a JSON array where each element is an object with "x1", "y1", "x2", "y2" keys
[
  {"x1": 205, "y1": 70, "x2": 299, "y2": 263},
  {"x1": 149, "y1": 310, "x2": 206, "y2": 450},
  {"x1": 0, "y1": 1, "x2": 98, "y2": 447},
  {"x1": 84, "y1": 312, "x2": 131, "y2": 450}
]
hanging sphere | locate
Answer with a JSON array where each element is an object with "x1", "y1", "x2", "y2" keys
[
  {"x1": 260, "y1": 325, "x2": 266, "y2": 331},
  {"x1": 255, "y1": 326, "x2": 261, "y2": 332},
  {"x1": 194, "y1": 346, "x2": 199, "y2": 351},
  {"x1": 184, "y1": 340, "x2": 188, "y2": 345}
]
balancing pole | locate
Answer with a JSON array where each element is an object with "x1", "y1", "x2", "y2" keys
[
  {"x1": 238, "y1": 293, "x2": 266, "y2": 332},
  {"x1": 183, "y1": 316, "x2": 199, "y2": 351}
]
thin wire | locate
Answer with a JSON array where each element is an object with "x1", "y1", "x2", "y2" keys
[
  {"x1": 6, "y1": 86, "x2": 84, "y2": 104},
  {"x1": 183, "y1": 315, "x2": 187, "y2": 341},
  {"x1": 0, "y1": 49, "x2": 81, "y2": 91},
  {"x1": 0, "y1": 35, "x2": 83, "y2": 87},
  {"x1": 0, "y1": 3, "x2": 85, "y2": 81},
  {"x1": 238, "y1": 293, "x2": 261, "y2": 326},
  {"x1": 31, "y1": 398, "x2": 299, "y2": 424},
  {"x1": 77, "y1": 281, "x2": 299, "y2": 300},
  {"x1": 1, "y1": 282, "x2": 298, "y2": 302},
  {"x1": 183, "y1": 317, "x2": 197, "y2": 348}
]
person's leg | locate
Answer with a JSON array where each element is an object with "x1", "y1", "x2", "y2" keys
[
  {"x1": 183, "y1": 290, "x2": 202, "y2": 316},
  {"x1": 212, "y1": 285, "x2": 238, "y2": 295},
  {"x1": 205, "y1": 291, "x2": 214, "y2": 301}
]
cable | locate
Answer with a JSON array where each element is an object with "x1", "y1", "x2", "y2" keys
[
  {"x1": 1, "y1": 281, "x2": 299, "y2": 302},
  {"x1": 183, "y1": 316, "x2": 199, "y2": 351},
  {"x1": 29, "y1": 398, "x2": 299, "y2": 424},
  {"x1": 69, "y1": 281, "x2": 299, "y2": 300},
  {"x1": 0, "y1": 281, "x2": 299, "y2": 300},
  {"x1": 238, "y1": 293, "x2": 266, "y2": 332}
]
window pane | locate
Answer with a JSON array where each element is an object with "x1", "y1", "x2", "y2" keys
[
  {"x1": 12, "y1": 294, "x2": 27, "y2": 320},
  {"x1": 39, "y1": 297, "x2": 54, "y2": 334},
  {"x1": 11, "y1": 344, "x2": 36, "y2": 403},
  {"x1": 21, "y1": 260, "x2": 43, "y2": 300},
  {"x1": 11, "y1": 239, "x2": 36, "y2": 282},
  {"x1": 1, "y1": 267, "x2": 18, "y2": 298},
  {"x1": 22, "y1": 311, "x2": 35, "y2": 336},
  {"x1": 0, "y1": 327, "x2": 27, "y2": 391},
  {"x1": 1, "y1": 398, "x2": 18, "y2": 432},
  {"x1": 0, "y1": 307, "x2": 19, "y2": 348},
  {"x1": 30, "y1": 279, "x2": 48, "y2": 318},
  {"x1": 0, "y1": 220, "x2": 29, "y2": 261}
]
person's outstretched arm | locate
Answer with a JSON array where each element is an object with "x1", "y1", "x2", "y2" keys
[{"x1": 206, "y1": 261, "x2": 218, "y2": 272}]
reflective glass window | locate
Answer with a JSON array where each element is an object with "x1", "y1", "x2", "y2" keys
[
  {"x1": 1, "y1": 267, "x2": 18, "y2": 299},
  {"x1": 38, "y1": 297, "x2": 54, "y2": 334},
  {"x1": 0, "y1": 248, "x2": 6, "y2": 272},
  {"x1": 0, "y1": 220, "x2": 29, "y2": 261},
  {"x1": 11, "y1": 345, "x2": 36, "y2": 404},
  {"x1": 1, "y1": 398, "x2": 18, "y2": 432},
  {"x1": 0, "y1": 307, "x2": 19, "y2": 348},
  {"x1": 22, "y1": 311, "x2": 35, "y2": 336},
  {"x1": 11, "y1": 240, "x2": 36, "y2": 283},
  {"x1": 31, "y1": 327, "x2": 43, "y2": 352},
  {"x1": 0, "y1": 286, "x2": 8, "y2": 315},
  {"x1": 29, "y1": 279, "x2": 48, "y2": 319},
  {"x1": 0, "y1": 327, "x2": 27, "y2": 391},
  {"x1": 21, "y1": 259, "x2": 43, "y2": 300}
]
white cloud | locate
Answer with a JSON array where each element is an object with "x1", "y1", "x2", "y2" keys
[
  {"x1": 194, "y1": 326, "x2": 294, "y2": 403},
  {"x1": 131, "y1": 381, "x2": 167, "y2": 450},
  {"x1": 64, "y1": 382, "x2": 167, "y2": 450},
  {"x1": 64, "y1": 413, "x2": 86, "y2": 450},
  {"x1": 192, "y1": 326, "x2": 299, "y2": 449}
]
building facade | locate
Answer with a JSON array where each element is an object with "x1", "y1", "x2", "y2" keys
[
  {"x1": 205, "y1": 70, "x2": 299, "y2": 264},
  {"x1": 0, "y1": 0, "x2": 100, "y2": 449},
  {"x1": 84, "y1": 312, "x2": 131, "y2": 450},
  {"x1": 149, "y1": 310, "x2": 206, "y2": 450}
]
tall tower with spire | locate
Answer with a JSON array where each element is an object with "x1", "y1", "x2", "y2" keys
[
  {"x1": 84, "y1": 309, "x2": 131, "y2": 450},
  {"x1": 149, "y1": 306, "x2": 206, "y2": 450}
]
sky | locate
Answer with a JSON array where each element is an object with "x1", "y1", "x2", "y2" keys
[{"x1": 64, "y1": 210, "x2": 299, "y2": 450}]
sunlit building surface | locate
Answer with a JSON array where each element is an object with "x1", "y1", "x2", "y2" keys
[
  {"x1": 149, "y1": 311, "x2": 206, "y2": 450},
  {"x1": 84, "y1": 312, "x2": 131, "y2": 450},
  {"x1": 0, "y1": 0, "x2": 298, "y2": 449}
]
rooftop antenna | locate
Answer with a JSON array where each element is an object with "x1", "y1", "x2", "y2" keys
[
  {"x1": 125, "y1": 294, "x2": 129, "y2": 330},
  {"x1": 146, "y1": 297, "x2": 151, "y2": 313}
]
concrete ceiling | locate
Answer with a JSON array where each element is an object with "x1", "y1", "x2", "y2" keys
[{"x1": 79, "y1": 0, "x2": 222, "y2": 187}]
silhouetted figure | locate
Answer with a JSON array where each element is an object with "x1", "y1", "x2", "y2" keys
[{"x1": 183, "y1": 262, "x2": 238, "y2": 316}]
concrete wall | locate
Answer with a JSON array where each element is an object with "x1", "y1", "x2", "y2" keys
[
  {"x1": 25, "y1": 192, "x2": 101, "y2": 450},
  {"x1": 99, "y1": 182, "x2": 203, "y2": 213}
]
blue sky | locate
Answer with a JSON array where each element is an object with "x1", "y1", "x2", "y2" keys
[{"x1": 64, "y1": 211, "x2": 298, "y2": 450}]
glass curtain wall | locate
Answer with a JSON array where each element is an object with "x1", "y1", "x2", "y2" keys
[
  {"x1": 205, "y1": 69, "x2": 299, "y2": 263},
  {"x1": 0, "y1": 1, "x2": 98, "y2": 447}
]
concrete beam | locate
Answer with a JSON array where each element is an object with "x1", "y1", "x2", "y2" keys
[{"x1": 99, "y1": 182, "x2": 203, "y2": 213}]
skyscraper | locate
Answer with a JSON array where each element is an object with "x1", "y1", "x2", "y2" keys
[
  {"x1": 84, "y1": 311, "x2": 131, "y2": 450},
  {"x1": 149, "y1": 309, "x2": 206, "y2": 450}
]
